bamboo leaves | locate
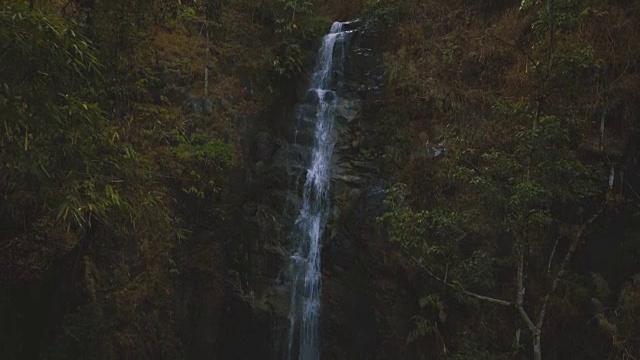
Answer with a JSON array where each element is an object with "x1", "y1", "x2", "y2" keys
[{"x1": 0, "y1": 4, "x2": 172, "y2": 235}]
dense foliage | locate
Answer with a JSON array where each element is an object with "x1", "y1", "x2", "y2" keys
[
  {"x1": 0, "y1": 0, "x2": 236, "y2": 358},
  {"x1": 0, "y1": 0, "x2": 638, "y2": 358},
  {"x1": 0, "y1": 0, "x2": 357, "y2": 357},
  {"x1": 371, "y1": 0, "x2": 640, "y2": 358}
]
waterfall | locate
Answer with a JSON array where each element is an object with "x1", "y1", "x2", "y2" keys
[{"x1": 285, "y1": 22, "x2": 349, "y2": 360}]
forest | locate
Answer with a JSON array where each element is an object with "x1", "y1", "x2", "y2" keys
[{"x1": 0, "y1": 0, "x2": 638, "y2": 359}]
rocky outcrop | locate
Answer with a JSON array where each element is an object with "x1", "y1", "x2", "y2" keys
[{"x1": 320, "y1": 24, "x2": 419, "y2": 360}]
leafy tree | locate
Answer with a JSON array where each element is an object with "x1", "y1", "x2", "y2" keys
[
  {"x1": 378, "y1": 1, "x2": 618, "y2": 359},
  {"x1": 171, "y1": 129, "x2": 236, "y2": 220},
  {"x1": 592, "y1": 271, "x2": 640, "y2": 359},
  {"x1": 269, "y1": 0, "x2": 316, "y2": 78}
]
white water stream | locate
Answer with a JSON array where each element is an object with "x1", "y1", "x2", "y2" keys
[{"x1": 285, "y1": 22, "x2": 349, "y2": 360}]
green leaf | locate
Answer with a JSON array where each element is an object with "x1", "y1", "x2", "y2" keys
[
  {"x1": 419, "y1": 297, "x2": 430, "y2": 309},
  {"x1": 438, "y1": 308, "x2": 447, "y2": 324}
]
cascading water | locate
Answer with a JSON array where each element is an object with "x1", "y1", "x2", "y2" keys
[{"x1": 285, "y1": 22, "x2": 350, "y2": 360}]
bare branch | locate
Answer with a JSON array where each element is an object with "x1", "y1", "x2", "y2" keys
[
  {"x1": 536, "y1": 169, "x2": 611, "y2": 330},
  {"x1": 461, "y1": 287, "x2": 513, "y2": 307},
  {"x1": 517, "y1": 304, "x2": 539, "y2": 335},
  {"x1": 515, "y1": 243, "x2": 538, "y2": 334},
  {"x1": 444, "y1": 263, "x2": 449, "y2": 283},
  {"x1": 513, "y1": 328, "x2": 522, "y2": 357},
  {"x1": 516, "y1": 244, "x2": 525, "y2": 308},
  {"x1": 625, "y1": 179, "x2": 640, "y2": 201},
  {"x1": 546, "y1": 234, "x2": 560, "y2": 276},
  {"x1": 406, "y1": 252, "x2": 513, "y2": 307}
]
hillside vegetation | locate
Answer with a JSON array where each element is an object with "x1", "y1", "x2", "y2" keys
[
  {"x1": 1, "y1": 0, "x2": 330, "y2": 357},
  {"x1": 0, "y1": 0, "x2": 638, "y2": 359},
  {"x1": 369, "y1": 0, "x2": 640, "y2": 358}
]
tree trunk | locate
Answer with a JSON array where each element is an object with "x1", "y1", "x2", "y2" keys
[
  {"x1": 599, "y1": 105, "x2": 607, "y2": 152},
  {"x1": 204, "y1": 23, "x2": 209, "y2": 98},
  {"x1": 533, "y1": 332, "x2": 542, "y2": 360}
]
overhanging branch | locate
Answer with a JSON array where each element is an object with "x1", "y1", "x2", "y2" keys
[{"x1": 406, "y1": 251, "x2": 513, "y2": 307}]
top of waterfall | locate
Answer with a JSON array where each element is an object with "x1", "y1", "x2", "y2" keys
[
  {"x1": 330, "y1": 19, "x2": 360, "y2": 34},
  {"x1": 330, "y1": 22, "x2": 343, "y2": 34}
]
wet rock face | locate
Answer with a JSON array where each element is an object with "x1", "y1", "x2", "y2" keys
[
  {"x1": 320, "y1": 25, "x2": 417, "y2": 360},
  {"x1": 327, "y1": 25, "x2": 385, "y2": 240}
]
